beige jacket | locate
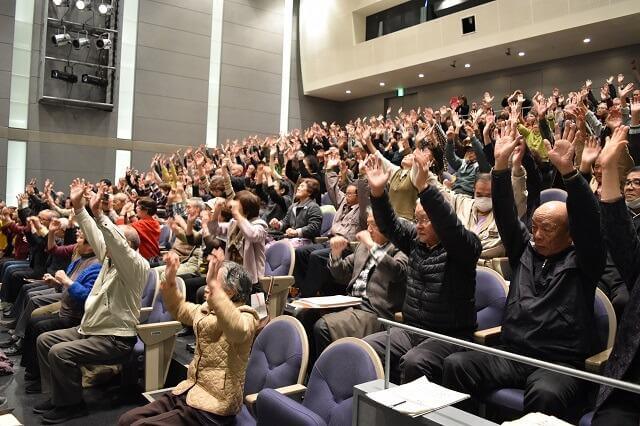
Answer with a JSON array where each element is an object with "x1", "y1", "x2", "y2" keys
[
  {"x1": 75, "y1": 209, "x2": 149, "y2": 337},
  {"x1": 165, "y1": 286, "x2": 259, "y2": 416},
  {"x1": 429, "y1": 166, "x2": 528, "y2": 259}
]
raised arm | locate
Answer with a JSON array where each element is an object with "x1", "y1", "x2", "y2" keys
[
  {"x1": 599, "y1": 125, "x2": 640, "y2": 286},
  {"x1": 366, "y1": 156, "x2": 416, "y2": 255},
  {"x1": 492, "y1": 124, "x2": 531, "y2": 264}
]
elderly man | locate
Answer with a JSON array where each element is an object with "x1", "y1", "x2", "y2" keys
[
  {"x1": 443, "y1": 123, "x2": 606, "y2": 422},
  {"x1": 363, "y1": 152, "x2": 482, "y2": 385},
  {"x1": 311, "y1": 209, "x2": 407, "y2": 358},
  {"x1": 33, "y1": 179, "x2": 149, "y2": 424},
  {"x1": 293, "y1": 157, "x2": 367, "y2": 297}
]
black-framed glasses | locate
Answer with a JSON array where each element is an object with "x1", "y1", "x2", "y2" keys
[{"x1": 624, "y1": 178, "x2": 640, "y2": 188}]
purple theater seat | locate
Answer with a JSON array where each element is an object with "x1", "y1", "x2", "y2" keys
[
  {"x1": 540, "y1": 188, "x2": 568, "y2": 204},
  {"x1": 256, "y1": 338, "x2": 382, "y2": 426},
  {"x1": 244, "y1": 317, "x2": 305, "y2": 396},
  {"x1": 475, "y1": 267, "x2": 508, "y2": 330},
  {"x1": 320, "y1": 211, "x2": 335, "y2": 237},
  {"x1": 579, "y1": 411, "x2": 594, "y2": 426},
  {"x1": 265, "y1": 240, "x2": 293, "y2": 276},
  {"x1": 484, "y1": 289, "x2": 614, "y2": 418}
]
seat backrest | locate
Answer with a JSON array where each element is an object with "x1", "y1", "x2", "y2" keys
[
  {"x1": 540, "y1": 188, "x2": 568, "y2": 204},
  {"x1": 475, "y1": 266, "x2": 509, "y2": 330},
  {"x1": 320, "y1": 208, "x2": 336, "y2": 237},
  {"x1": 320, "y1": 192, "x2": 332, "y2": 206},
  {"x1": 147, "y1": 276, "x2": 186, "y2": 324},
  {"x1": 303, "y1": 338, "x2": 383, "y2": 426},
  {"x1": 264, "y1": 240, "x2": 295, "y2": 276},
  {"x1": 593, "y1": 287, "x2": 616, "y2": 355},
  {"x1": 158, "y1": 224, "x2": 174, "y2": 249},
  {"x1": 141, "y1": 269, "x2": 159, "y2": 309},
  {"x1": 244, "y1": 316, "x2": 309, "y2": 397}
]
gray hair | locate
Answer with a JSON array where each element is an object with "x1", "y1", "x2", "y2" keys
[
  {"x1": 220, "y1": 261, "x2": 252, "y2": 304},
  {"x1": 188, "y1": 197, "x2": 206, "y2": 210}
]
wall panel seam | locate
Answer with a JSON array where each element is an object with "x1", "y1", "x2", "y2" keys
[
  {"x1": 219, "y1": 63, "x2": 281, "y2": 76},
  {"x1": 138, "y1": 19, "x2": 212, "y2": 37},
  {"x1": 133, "y1": 115, "x2": 206, "y2": 126},
  {"x1": 221, "y1": 40, "x2": 283, "y2": 56},
  {"x1": 134, "y1": 91, "x2": 208, "y2": 104},
  {"x1": 220, "y1": 84, "x2": 281, "y2": 96},
  {"x1": 143, "y1": 0, "x2": 212, "y2": 15},
  {"x1": 136, "y1": 42, "x2": 210, "y2": 59},
  {"x1": 220, "y1": 21, "x2": 283, "y2": 36},
  {"x1": 219, "y1": 106, "x2": 280, "y2": 116},
  {"x1": 225, "y1": 0, "x2": 284, "y2": 15},
  {"x1": 135, "y1": 67, "x2": 209, "y2": 82}
]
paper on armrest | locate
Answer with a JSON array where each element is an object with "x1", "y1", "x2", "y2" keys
[
  {"x1": 289, "y1": 295, "x2": 361, "y2": 309},
  {"x1": 367, "y1": 377, "x2": 469, "y2": 418},
  {"x1": 501, "y1": 412, "x2": 572, "y2": 425}
]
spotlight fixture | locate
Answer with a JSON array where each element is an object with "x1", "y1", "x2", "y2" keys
[
  {"x1": 72, "y1": 32, "x2": 90, "y2": 49},
  {"x1": 51, "y1": 68, "x2": 78, "y2": 83},
  {"x1": 75, "y1": 0, "x2": 91, "y2": 10},
  {"x1": 345, "y1": 90, "x2": 351, "y2": 94},
  {"x1": 52, "y1": 31, "x2": 71, "y2": 47},
  {"x1": 98, "y1": 1, "x2": 112, "y2": 14},
  {"x1": 518, "y1": 51, "x2": 525, "y2": 57},
  {"x1": 418, "y1": 73, "x2": 425, "y2": 78},
  {"x1": 583, "y1": 37, "x2": 591, "y2": 43},
  {"x1": 52, "y1": 0, "x2": 70, "y2": 6},
  {"x1": 379, "y1": 82, "x2": 385, "y2": 87},
  {"x1": 464, "y1": 63, "x2": 471, "y2": 68},
  {"x1": 450, "y1": 60, "x2": 457, "y2": 68},
  {"x1": 96, "y1": 36, "x2": 112, "y2": 50},
  {"x1": 82, "y1": 73, "x2": 108, "y2": 87}
]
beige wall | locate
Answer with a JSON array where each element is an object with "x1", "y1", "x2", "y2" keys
[{"x1": 299, "y1": 0, "x2": 640, "y2": 95}]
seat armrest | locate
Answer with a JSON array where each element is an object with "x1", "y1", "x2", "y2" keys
[
  {"x1": 394, "y1": 312, "x2": 404, "y2": 323},
  {"x1": 585, "y1": 348, "x2": 612, "y2": 373},
  {"x1": 314, "y1": 237, "x2": 329, "y2": 244},
  {"x1": 245, "y1": 384, "x2": 307, "y2": 408},
  {"x1": 139, "y1": 307, "x2": 153, "y2": 323},
  {"x1": 473, "y1": 326, "x2": 502, "y2": 345},
  {"x1": 136, "y1": 321, "x2": 182, "y2": 346}
]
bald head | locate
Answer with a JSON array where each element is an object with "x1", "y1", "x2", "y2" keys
[
  {"x1": 531, "y1": 201, "x2": 571, "y2": 257},
  {"x1": 119, "y1": 225, "x2": 140, "y2": 251}
]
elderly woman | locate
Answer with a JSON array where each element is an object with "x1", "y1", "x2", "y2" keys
[{"x1": 118, "y1": 251, "x2": 259, "y2": 426}]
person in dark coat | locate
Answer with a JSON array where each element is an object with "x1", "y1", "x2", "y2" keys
[
  {"x1": 363, "y1": 151, "x2": 482, "y2": 385},
  {"x1": 443, "y1": 123, "x2": 606, "y2": 422},
  {"x1": 592, "y1": 125, "x2": 640, "y2": 425}
]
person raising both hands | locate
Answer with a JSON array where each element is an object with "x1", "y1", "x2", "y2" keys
[{"x1": 118, "y1": 250, "x2": 259, "y2": 426}]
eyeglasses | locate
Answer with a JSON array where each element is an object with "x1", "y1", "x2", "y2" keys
[
  {"x1": 624, "y1": 178, "x2": 640, "y2": 188},
  {"x1": 413, "y1": 217, "x2": 431, "y2": 225}
]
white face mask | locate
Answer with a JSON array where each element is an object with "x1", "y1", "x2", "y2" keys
[
  {"x1": 626, "y1": 197, "x2": 640, "y2": 210},
  {"x1": 475, "y1": 196, "x2": 493, "y2": 212}
]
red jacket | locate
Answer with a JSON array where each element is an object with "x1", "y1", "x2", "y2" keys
[{"x1": 132, "y1": 217, "x2": 161, "y2": 260}]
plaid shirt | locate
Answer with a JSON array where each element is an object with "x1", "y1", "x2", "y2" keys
[{"x1": 349, "y1": 243, "x2": 389, "y2": 298}]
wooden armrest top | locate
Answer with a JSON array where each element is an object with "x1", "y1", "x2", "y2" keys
[
  {"x1": 393, "y1": 312, "x2": 404, "y2": 323},
  {"x1": 473, "y1": 326, "x2": 502, "y2": 345},
  {"x1": 586, "y1": 348, "x2": 612, "y2": 373},
  {"x1": 244, "y1": 384, "x2": 307, "y2": 405}
]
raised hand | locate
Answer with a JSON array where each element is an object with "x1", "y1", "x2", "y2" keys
[
  {"x1": 512, "y1": 137, "x2": 526, "y2": 169},
  {"x1": 364, "y1": 156, "x2": 391, "y2": 197},
  {"x1": 546, "y1": 124, "x2": 579, "y2": 175},
  {"x1": 483, "y1": 92, "x2": 494, "y2": 104},
  {"x1": 205, "y1": 248, "x2": 226, "y2": 297},
  {"x1": 329, "y1": 235, "x2": 349, "y2": 257},
  {"x1": 581, "y1": 136, "x2": 602, "y2": 169},
  {"x1": 413, "y1": 148, "x2": 433, "y2": 192},
  {"x1": 69, "y1": 178, "x2": 87, "y2": 210},
  {"x1": 600, "y1": 126, "x2": 629, "y2": 170},
  {"x1": 631, "y1": 97, "x2": 640, "y2": 125},
  {"x1": 160, "y1": 252, "x2": 180, "y2": 292},
  {"x1": 89, "y1": 183, "x2": 105, "y2": 218},
  {"x1": 619, "y1": 82, "x2": 635, "y2": 99},
  {"x1": 585, "y1": 79, "x2": 592, "y2": 89},
  {"x1": 493, "y1": 121, "x2": 520, "y2": 170},
  {"x1": 618, "y1": 73, "x2": 625, "y2": 84}
]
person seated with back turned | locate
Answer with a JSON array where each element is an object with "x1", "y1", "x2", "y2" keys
[
  {"x1": 443, "y1": 122, "x2": 606, "y2": 422},
  {"x1": 33, "y1": 180, "x2": 149, "y2": 424},
  {"x1": 311, "y1": 208, "x2": 408, "y2": 359},
  {"x1": 363, "y1": 151, "x2": 482, "y2": 385},
  {"x1": 118, "y1": 250, "x2": 258, "y2": 426},
  {"x1": 293, "y1": 151, "x2": 367, "y2": 297}
]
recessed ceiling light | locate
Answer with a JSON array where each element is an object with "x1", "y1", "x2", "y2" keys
[
  {"x1": 379, "y1": 82, "x2": 385, "y2": 87},
  {"x1": 464, "y1": 63, "x2": 471, "y2": 68},
  {"x1": 518, "y1": 51, "x2": 525, "y2": 57},
  {"x1": 345, "y1": 90, "x2": 351, "y2": 94},
  {"x1": 583, "y1": 37, "x2": 591, "y2": 43},
  {"x1": 418, "y1": 73, "x2": 424, "y2": 78}
]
